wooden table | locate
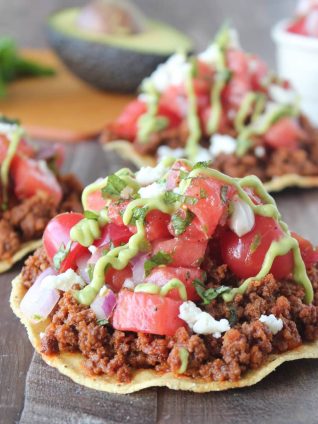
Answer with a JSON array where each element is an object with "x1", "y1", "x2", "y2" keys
[
  {"x1": 1, "y1": 141, "x2": 318, "y2": 424},
  {"x1": 1, "y1": 1, "x2": 318, "y2": 422}
]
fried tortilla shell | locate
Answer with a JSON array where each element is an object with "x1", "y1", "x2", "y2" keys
[
  {"x1": 103, "y1": 140, "x2": 318, "y2": 193},
  {"x1": 0, "y1": 240, "x2": 42, "y2": 273},
  {"x1": 10, "y1": 273, "x2": 318, "y2": 393}
]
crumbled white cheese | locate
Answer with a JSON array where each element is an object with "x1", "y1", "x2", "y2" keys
[
  {"x1": 0, "y1": 123, "x2": 20, "y2": 141},
  {"x1": 44, "y1": 269, "x2": 85, "y2": 292},
  {"x1": 179, "y1": 301, "x2": 230, "y2": 338},
  {"x1": 259, "y1": 314, "x2": 283, "y2": 335},
  {"x1": 157, "y1": 145, "x2": 185, "y2": 160},
  {"x1": 254, "y1": 146, "x2": 266, "y2": 158},
  {"x1": 198, "y1": 44, "x2": 218, "y2": 65},
  {"x1": 209, "y1": 134, "x2": 237, "y2": 158},
  {"x1": 123, "y1": 278, "x2": 136, "y2": 289},
  {"x1": 228, "y1": 28, "x2": 241, "y2": 49},
  {"x1": 229, "y1": 196, "x2": 255, "y2": 237},
  {"x1": 145, "y1": 53, "x2": 191, "y2": 93},
  {"x1": 138, "y1": 182, "x2": 166, "y2": 199},
  {"x1": 135, "y1": 162, "x2": 167, "y2": 186},
  {"x1": 193, "y1": 312, "x2": 230, "y2": 338},
  {"x1": 88, "y1": 245, "x2": 97, "y2": 254},
  {"x1": 120, "y1": 186, "x2": 134, "y2": 200},
  {"x1": 269, "y1": 84, "x2": 298, "y2": 105},
  {"x1": 179, "y1": 301, "x2": 202, "y2": 329}
]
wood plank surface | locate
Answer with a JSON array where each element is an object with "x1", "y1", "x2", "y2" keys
[
  {"x1": 1, "y1": 1, "x2": 318, "y2": 423},
  {"x1": 0, "y1": 50, "x2": 133, "y2": 143}
]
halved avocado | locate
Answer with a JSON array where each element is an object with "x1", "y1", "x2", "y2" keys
[{"x1": 47, "y1": 8, "x2": 193, "y2": 93}]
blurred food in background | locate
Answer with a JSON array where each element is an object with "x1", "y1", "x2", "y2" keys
[
  {"x1": 288, "y1": 0, "x2": 318, "y2": 37},
  {"x1": 101, "y1": 25, "x2": 318, "y2": 191},
  {"x1": 47, "y1": 0, "x2": 192, "y2": 93},
  {"x1": 0, "y1": 37, "x2": 55, "y2": 98},
  {"x1": 272, "y1": 0, "x2": 318, "y2": 125},
  {"x1": 0, "y1": 117, "x2": 82, "y2": 271}
]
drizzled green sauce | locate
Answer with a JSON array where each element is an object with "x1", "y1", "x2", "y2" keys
[
  {"x1": 1, "y1": 126, "x2": 24, "y2": 209},
  {"x1": 185, "y1": 66, "x2": 201, "y2": 159},
  {"x1": 135, "y1": 278, "x2": 188, "y2": 301},
  {"x1": 137, "y1": 82, "x2": 168, "y2": 143},
  {"x1": 72, "y1": 161, "x2": 313, "y2": 306}
]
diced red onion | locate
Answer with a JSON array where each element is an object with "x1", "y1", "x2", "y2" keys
[
  {"x1": 76, "y1": 253, "x2": 91, "y2": 283},
  {"x1": 36, "y1": 145, "x2": 57, "y2": 161},
  {"x1": 20, "y1": 267, "x2": 59, "y2": 323},
  {"x1": 131, "y1": 253, "x2": 148, "y2": 283},
  {"x1": 90, "y1": 290, "x2": 117, "y2": 320}
]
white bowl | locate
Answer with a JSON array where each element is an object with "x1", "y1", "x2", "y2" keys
[{"x1": 272, "y1": 19, "x2": 318, "y2": 125}]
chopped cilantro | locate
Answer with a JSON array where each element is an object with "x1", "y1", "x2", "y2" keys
[
  {"x1": 171, "y1": 209, "x2": 194, "y2": 236},
  {"x1": 179, "y1": 169, "x2": 189, "y2": 180},
  {"x1": 193, "y1": 161, "x2": 212, "y2": 170},
  {"x1": 220, "y1": 185, "x2": 229, "y2": 204},
  {"x1": 144, "y1": 251, "x2": 172, "y2": 276},
  {"x1": 33, "y1": 314, "x2": 42, "y2": 321},
  {"x1": 250, "y1": 233, "x2": 261, "y2": 253},
  {"x1": 163, "y1": 191, "x2": 198, "y2": 206},
  {"x1": 102, "y1": 174, "x2": 126, "y2": 198},
  {"x1": 199, "y1": 188, "x2": 207, "y2": 199},
  {"x1": 130, "y1": 206, "x2": 148, "y2": 225},
  {"x1": 84, "y1": 210, "x2": 99, "y2": 220},
  {"x1": 228, "y1": 305, "x2": 238, "y2": 326},
  {"x1": 97, "y1": 319, "x2": 108, "y2": 326},
  {"x1": 53, "y1": 241, "x2": 72, "y2": 271},
  {"x1": 193, "y1": 279, "x2": 231, "y2": 305}
]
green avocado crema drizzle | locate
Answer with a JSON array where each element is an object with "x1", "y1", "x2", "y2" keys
[
  {"x1": 135, "y1": 278, "x2": 188, "y2": 301},
  {"x1": 184, "y1": 65, "x2": 201, "y2": 159},
  {"x1": 71, "y1": 160, "x2": 313, "y2": 306},
  {"x1": 137, "y1": 81, "x2": 168, "y2": 143},
  {"x1": 236, "y1": 103, "x2": 300, "y2": 157},
  {"x1": 1, "y1": 125, "x2": 24, "y2": 210}
]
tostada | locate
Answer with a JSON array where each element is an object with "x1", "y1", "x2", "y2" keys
[
  {"x1": 0, "y1": 119, "x2": 82, "y2": 272},
  {"x1": 10, "y1": 158, "x2": 318, "y2": 392},
  {"x1": 101, "y1": 26, "x2": 318, "y2": 192}
]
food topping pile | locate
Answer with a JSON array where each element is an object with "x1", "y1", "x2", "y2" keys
[{"x1": 19, "y1": 159, "x2": 318, "y2": 383}]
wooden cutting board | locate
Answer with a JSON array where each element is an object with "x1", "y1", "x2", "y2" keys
[{"x1": 0, "y1": 49, "x2": 133, "y2": 142}]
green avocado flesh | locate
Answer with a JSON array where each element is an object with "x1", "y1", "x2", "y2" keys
[{"x1": 49, "y1": 8, "x2": 192, "y2": 55}]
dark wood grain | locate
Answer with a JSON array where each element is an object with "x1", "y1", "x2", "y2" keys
[{"x1": 1, "y1": 1, "x2": 318, "y2": 423}]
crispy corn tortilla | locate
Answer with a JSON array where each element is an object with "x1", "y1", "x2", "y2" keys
[
  {"x1": 0, "y1": 240, "x2": 42, "y2": 273},
  {"x1": 103, "y1": 140, "x2": 318, "y2": 193},
  {"x1": 10, "y1": 274, "x2": 318, "y2": 393}
]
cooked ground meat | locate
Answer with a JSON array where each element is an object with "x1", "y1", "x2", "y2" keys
[
  {"x1": 21, "y1": 247, "x2": 50, "y2": 289},
  {"x1": 0, "y1": 174, "x2": 82, "y2": 261},
  {"x1": 101, "y1": 115, "x2": 318, "y2": 181},
  {"x1": 21, "y1": 248, "x2": 318, "y2": 384}
]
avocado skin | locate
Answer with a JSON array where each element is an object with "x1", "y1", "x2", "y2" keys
[{"x1": 47, "y1": 26, "x2": 175, "y2": 93}]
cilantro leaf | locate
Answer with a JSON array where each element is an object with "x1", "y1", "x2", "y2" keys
[
  {"x1": 163, "y1": 191, "x2": 198, "y2": 206},
  {"x1": 102, "y1": 174, "x2": 126, "y2": 198},
  {"x1": 129, "y1": 206, "x2": 148, "y2": 225},
  {"x1": 193, "y1": 279, "x2": 231, "y2": 305},
  {"x1": 53, "y1": 241, "x2": 72, "y2": 271},
  {"x1": 84, "y1": 210, "x2": 99, "y2": 220},
  {"x1": 144, "y1": 251, "x2": 172, "y2": 276},
  {"x1": 200, "y1": 188, "x2": 207, "y2": 199},
  {"x1": 220, "y1": 185, "x2": 229, "y2": 204},
  {"x1": 97, "y1": 319, "x2": 108, "y2": 326},
  {"x1": 171, "y1": 209, "x2": 194, "y2": 236},
  {"x1": 193, "y1": 161, "x2": 212, "y2": 170}
]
